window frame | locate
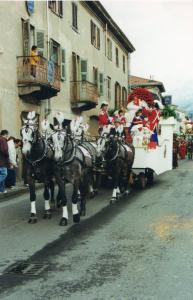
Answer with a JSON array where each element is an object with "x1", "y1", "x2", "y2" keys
[
  {"x1": 90, "y1": 20, "x2": 100, "y2": 50},
  {"x1": 107, "y1": 76, "x2": 111, "y2": 101},
  {"x1": 72, "y1": 2, "x2": 78, "y2": 31},
  {"x1": 99, "y1": 73, "x2": 104, "y2": 96},
  {"x1": 107, "y1": 38, "x2": 112, "y2": 61},
  {"x1": 48, "y1": 0, "x2": 63, "y2": 17},
  {"x1": 116, "y1": 47, "x2": 119, "y2": 67}
]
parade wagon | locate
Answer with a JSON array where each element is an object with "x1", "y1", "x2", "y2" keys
[{"x1": 132, "y1": 117, "x2": 176, "y2": 188}]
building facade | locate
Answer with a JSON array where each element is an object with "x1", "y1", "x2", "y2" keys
[{"x1": 0, "y1": 0, "x2": 135, "y2": 137}]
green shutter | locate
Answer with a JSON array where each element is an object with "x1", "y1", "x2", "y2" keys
[
  {"x1": 81, "y1": 60, "x2": 87, "y2": 81},
  {"x1": 99, "y1": 73, "x2": 103, "y2": 95},
  {"x1": 36, "y1": 30, "x2": 44, "y2": 56},
  {"x1": 61, "y1": 48, "x2": 66, "y2": 81}
]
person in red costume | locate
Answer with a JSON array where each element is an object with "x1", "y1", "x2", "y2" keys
[
  {"x1": 142, "y1": 100, "x2": 162, "y2": 143},
  {"x1": 113, "y1": 109, "x2": 127, "y2": 126},
  {"x1": 98, "y1": 101, "x2": 111, "y2": 134}
]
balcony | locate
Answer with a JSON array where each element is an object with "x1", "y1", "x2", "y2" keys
[
  {"x1": 17, "y1": 56, "x2": 60, "y2": 102},
  {"x1": 70, "y1": 81, "x2": 99, "y2": 111}
]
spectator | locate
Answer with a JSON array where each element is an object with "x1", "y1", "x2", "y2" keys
[
  {"x1": 0, "y1": 130, "x2": 9, "y2": 193},
  {"x1": 5, "y1": 137, "x2": 21, "y2": 188},
  {"x1": 30, "y1": 45, "x2": 39, "y2": 77}
]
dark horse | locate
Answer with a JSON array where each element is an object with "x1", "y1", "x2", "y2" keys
[
  {"x1": 97, "y1": 134, "x2": 135, "y2": 202},
  {"x1": 51, "y1": 127, "x2": 93, "y2": 226},
  {"x1": 21, "y1": 116, "x2": 55, "y2": 223}
]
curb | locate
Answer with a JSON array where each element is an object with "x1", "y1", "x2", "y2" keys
[{"x1": 0, "y1": 184, "x2": 43, "y2": 203}]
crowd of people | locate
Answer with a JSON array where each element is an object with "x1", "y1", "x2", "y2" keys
[
  {"x1": 0, "y1": 130, "x2": 21, "y2": 193},
  {"x1": 173, "y1": 136, "x2": 193, "y2": 168},
  {"x1": 98, "y1": 96, "x2": 162, "y2": 147}
]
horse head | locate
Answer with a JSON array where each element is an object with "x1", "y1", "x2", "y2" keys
[
  {"x1": 21, "y1": 112, "x2": 39, "y2": 156},
  {"x1": 51, "y1": 129, "x2": 67, "y2": 161}
]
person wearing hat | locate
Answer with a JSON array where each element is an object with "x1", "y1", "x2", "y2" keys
[
  {"x1": 98, "y1": 101, "x2": 111, "y2": 134},
  {"x1": 109, "y1": 118, "x2": 124, "y2": 138}
]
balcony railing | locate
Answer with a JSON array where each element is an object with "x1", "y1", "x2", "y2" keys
[
  {"x1": 17, "y1": 56, "x2": 60, "y2": 91},
  {"x1": 70, "y1": 81, "x2": 99, "y2": 106}
]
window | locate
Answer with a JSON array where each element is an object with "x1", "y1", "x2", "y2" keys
[
  {"x1": 99, "y1": 73, "x2": 104, "y2": 96},
  {"x1": 72, "y1": 2, "x2": 78, "y2": 30},
  {"x1": 61, "y1": 48, "x2": 66, "y2": 81},
  {"x1": 48, "y1": 0, "x2": 63, "y2": 17},
  {"x1": 90, "y1": 20, "x2": 100, "y2": 50},
  {"x1": 123, "y1": 55, "x2": 125, "y2": 73},
  {"x1": 50, "y1": 39, "x2": 60, "y2": 64},
  {"x1": 116, "y1": 47, "x2": 119, "y2": 67},
  {"x1": 81, "y1": 60, "x2": 87, "y2": 81},
  {"x1": 122, "y1": 87, "x2": 127, "y2": 107},
  {"x1": 107, "y1": 76, "x2": 111, "y2": 101},
  {"x1": 107, "y1": 38, "x2": 112, "y2": 61},
  {"x1": 93, "y1": 67, "x2": 98, "y2": 86}
]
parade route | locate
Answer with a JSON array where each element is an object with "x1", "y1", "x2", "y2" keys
[{"x1": 0, "y1": 160, "x2": 193, "y2": 299}]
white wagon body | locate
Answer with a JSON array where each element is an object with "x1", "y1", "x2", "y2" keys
[{"x1": 132, "y1": 117, "x2": 176, "y2": 175}]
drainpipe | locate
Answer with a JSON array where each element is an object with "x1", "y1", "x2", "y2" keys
[{"x1": 45, "y1": 0, "x2": 51, "y2": 118}]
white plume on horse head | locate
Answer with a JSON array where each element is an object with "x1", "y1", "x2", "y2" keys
[
  {"x1": 55, "y1": 112, "x2": 64, "y2": 126},
  {"x1": 41, "y1": 119, "x2": 50, "y2": 132}
]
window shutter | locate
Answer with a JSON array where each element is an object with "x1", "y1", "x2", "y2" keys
[
  {"x1": 99, "y1": 73, "x2": 103, "y2": 96},
  {"x1": 91, "y1": 20, "x2": 94, "y2": 44},
  {"x1": 97, "y1": 28, "x2": 100, "y2": 49},
  {"x1": 61, "y1": 48, "x2": 66, "y2": 81},
  {"x1": 81, "y1": 60, "x2": 87, "y2": 81},
  {"x1": 58, "y1": 0, "x2": 63, "y2": 17},
  {"x1": 36, "y1": 30, "x2": 44, "y2": 56},
  {"x1": 22, "y1": 19, "x2": 30, "y2": 56}
]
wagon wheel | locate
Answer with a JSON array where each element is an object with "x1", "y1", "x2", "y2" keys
[
  {"x1": 145, "y1": 168, "x2": 154, "y2": 185},
  {"x1": 137, "y1": 172, "x2": 146, "y2": 189}
]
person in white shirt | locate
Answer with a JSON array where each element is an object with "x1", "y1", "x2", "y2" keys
[{"x1": 5, "y1": 137, "x2": 21, "y2": 188}]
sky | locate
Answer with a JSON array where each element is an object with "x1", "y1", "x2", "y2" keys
[{"x1": 101, "y1": 0, "x2": 193, "y2": 109}]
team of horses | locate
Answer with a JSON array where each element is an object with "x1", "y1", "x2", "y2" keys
[{"x1": 21, "y1": 112, "x2": 135, "y2": 226}]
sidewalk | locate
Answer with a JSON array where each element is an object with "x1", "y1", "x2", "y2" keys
[{"x1": 0, "y1": 182, "x2": 43, "y2": 203}]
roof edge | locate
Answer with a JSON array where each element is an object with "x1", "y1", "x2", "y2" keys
[{"x1": 84, "y1": 1, "x2": 135, "y2": 53}]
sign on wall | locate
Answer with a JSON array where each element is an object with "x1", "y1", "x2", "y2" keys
[
  {"x1": 163, "y1": 95, "x2": 172, "y2": 105},
  {"x1": 26, "y1": 1, "x2": 34, "y2": 16}
]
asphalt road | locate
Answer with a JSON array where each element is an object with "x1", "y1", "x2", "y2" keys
[{"x1": 1, "y1": 160, "x2": 193, "y2": 300}]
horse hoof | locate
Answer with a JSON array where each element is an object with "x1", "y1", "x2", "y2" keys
[
  {"x1": 90, "y1": 191, "x2": 95, "y2": 199},
  {"x1": 43, "y1": 210, "x2": 52, "y2": 219},
  {"x1": 59, "y1": 218, "x2": 68, "y2": 226},
  {"x1": 28, "y1": 217, "x2": 37, "y2": 224},
  {"x1": 28, "y1": 213, "x2": 37, "y2": 224},
  {"x1": 73, "y1": 213, "x2": 80, "y2": 223},
  {"x1": 110, "y1": 198, "x2": 116, "y2": 205},
  {"x1": 80, "y1": 209, "x2": 86, "y2": 217}
]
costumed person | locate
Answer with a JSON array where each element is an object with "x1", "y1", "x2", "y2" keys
[
  {"x1": 125, "y1": 95, "x2": 148, "y2": 127},
  {"x1": 142, "y1": 100, "x2": 163, "y2": 145},
  {"x1": 113, "y1": 109, "x2": 126, "y2": 126},
  {"x1": 179, "y1": 139, "x2": 186, "y2": 159},
  {"x1": 129, "y1": 109, "x2": 147, "y2": 132},
  {"x1": 173, "y1": 135, "x2": 179, "y2": 168},
  {"x1": 98, "y1": 101, "x2": 111, "y2": 135},
  {"x1": 109, "y1": 118, "x2": 124, "y2": 138}
]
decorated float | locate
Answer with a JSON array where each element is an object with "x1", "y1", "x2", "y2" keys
[{"x1": 126, "y1": 88, "x2": 176, "y2": 188}]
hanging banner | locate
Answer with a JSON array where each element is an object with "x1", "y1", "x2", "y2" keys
[{"x1": 48, "y1": 60, "x2": 55, "y2": 82}]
